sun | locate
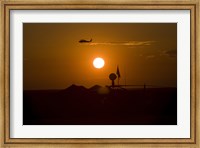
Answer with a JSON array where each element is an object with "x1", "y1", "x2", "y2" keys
[{"x1": 93, "y1": 57, "x2": 105, "y2": 69}]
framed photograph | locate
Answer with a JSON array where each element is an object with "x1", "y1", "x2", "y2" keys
[{"x1": 0, "y1": 0, "x2": 199, "y2": 147}]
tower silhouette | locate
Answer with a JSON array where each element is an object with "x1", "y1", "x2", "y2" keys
[{"x1": 109, "y1": 73, "x2": 117, "y2": 87}]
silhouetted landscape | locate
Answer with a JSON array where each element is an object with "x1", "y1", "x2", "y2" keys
[{"x1": 23, "y1": 85, "x2": 177, "y2": 125}]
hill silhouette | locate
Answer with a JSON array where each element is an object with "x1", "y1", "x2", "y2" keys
[
  {"x1": 23, "y1": 84, "x2": 177, "y2": 125},
  {"x1": 89, "y1": 85, "x2": 102, "y2": 92},
  {"x1": 64, "y1": 84, "x2": 87, "y2": 92}
]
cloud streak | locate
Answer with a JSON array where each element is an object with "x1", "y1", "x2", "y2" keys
[
  {"x1": 162, "y1": 50, "x2": 177, "y2": 58},
  {"x1": 146, "y1": 55, "x2": 156, "y2": 59},
  {"x1": 81, "y1": 41, "x2": 155, "y2": 46}
]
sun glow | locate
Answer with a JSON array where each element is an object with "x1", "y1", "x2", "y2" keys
[{"x1": 93, "y1": 57, "x2": 105, "y2": 69}]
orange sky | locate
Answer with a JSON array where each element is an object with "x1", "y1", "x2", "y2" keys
[{"x1": 23, "y1": 23, "x2": 177, "y2": 90}]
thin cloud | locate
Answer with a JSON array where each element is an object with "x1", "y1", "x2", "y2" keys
[
  {"x1": 162, "y1": 50, "x2": 177, "y2": 58},
  {"x1": 81, "y1": 41, "x2": 155, "y2": 46},
  {"x1": 146, "y1": 55, "x2": 156, "y2": 59}
]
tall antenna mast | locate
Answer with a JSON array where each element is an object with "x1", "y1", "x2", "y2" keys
[{"x1": 116, "y1": 65, "x2": 121, "y2": 86}]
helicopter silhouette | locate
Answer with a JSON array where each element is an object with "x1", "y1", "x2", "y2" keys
[{"x1": 79, "y1": 38, "x2": 92, "y2": 43}]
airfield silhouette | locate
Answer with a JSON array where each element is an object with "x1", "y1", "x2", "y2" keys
[{"x1": 23, "y1": 79, "x2": 177, "y2": 125}]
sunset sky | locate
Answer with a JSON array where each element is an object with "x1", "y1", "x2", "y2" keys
[{"x1": 23, "y1": 23, "x2": 177, "y2": 90}]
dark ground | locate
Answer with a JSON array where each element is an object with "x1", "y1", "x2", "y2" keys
[{"x1": 23, "y1": 85, "x2": 177, "y2": 125}]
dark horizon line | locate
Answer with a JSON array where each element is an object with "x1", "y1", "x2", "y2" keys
[{"x1": 23, "y1": 84, "x2": 177, "y2": 91}]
